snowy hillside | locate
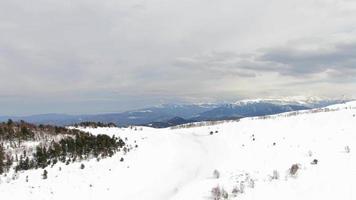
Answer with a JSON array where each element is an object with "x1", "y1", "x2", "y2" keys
[
  {"x1": 232, "y1": 96, "x2": 346, "y2": 107},
  {"x1": 1, "y1": 101, "x2": 355, "y2": 200}
]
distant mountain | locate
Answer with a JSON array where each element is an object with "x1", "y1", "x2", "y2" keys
[
  {"x1": 192, "y1": 103, "x2": 309, "y2": 121},
  {"x1": 143, "y1": 98, "x2": 349, "y2": 128},
  {"x1": 0, "y1": 97, "x2": 349, "y2": 127},
  {"x1": 0, "y1": 104, "x2": 218, "y2": 126},
  {"x1": 79, "y1": 104, "x2": 218, "y2": 126},
  {"x1": 144, "y1": 103, "x2": 310, "y2": 128},
  {"x1": 0, "y1": 113, "x2": 78, "y2": 125}
]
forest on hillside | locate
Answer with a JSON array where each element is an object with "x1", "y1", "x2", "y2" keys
[{"x1": 0, "y1": 120, "x2": 125, "y2": 175}]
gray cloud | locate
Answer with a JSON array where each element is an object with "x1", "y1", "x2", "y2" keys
[
  {"x1": 258, "y1": 42, "x2": 356, "y2": 77},
  {"x1": 1, "y1": 0, "x2": 356, "y2": 115},
  {"x1": 174, "y1": 52, "x2": 258, "y2": 78},
  {"x1": 177, "y1": 39, "x2": 356, "y2": 80}
]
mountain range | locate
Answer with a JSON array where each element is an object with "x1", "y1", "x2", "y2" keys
[{"x1": 0, "y1": 97, "x2": 349, "y2": 127}]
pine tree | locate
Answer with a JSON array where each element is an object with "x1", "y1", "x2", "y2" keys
[
  {"x1": 5, "y1": 154, "x2": 13, "y2": 172},
  {"x1": 42, "y1": 170, "x2": 48, "y2": 179},
  {"x1": 0, "y1": 145, "x2": 5, "y2": 174},
  {"x1": 7, "y1": 119, "x2": 13, "y2": 126}
]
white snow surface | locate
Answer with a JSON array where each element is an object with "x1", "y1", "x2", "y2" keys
[
  {"x1": 1, "y1": 101, "x2": 356, "y2": 200},
  {"x1": 232, "y1": 95, "x2": 349, "y2": 106}
]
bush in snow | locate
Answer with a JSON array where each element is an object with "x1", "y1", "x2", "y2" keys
[
  {"x1": 345, "y1": 146, "x2": 351, "y2": 153},
  {"x1": 232, "y1": 182, "x2": 245, "y2": 195},
  {"x1": 311, "y1": 159, "x2": 318, "y2": 165},
  {"x1": 221, "y1": 188, "x2": 228, "y2": 199},
  {"x1": 248, "y1": 178, "x2": 255, "y2": 188},
  {"x1": 289, "y1": 164, "x2": 299, "y2": 177},
  {"x1": 12, "y1": 172, "x2": 19, "y2": 180},
  {"x1": 211, "y1": 185, "x2": 228, "y2": 200},
  {"x1": 239, "y1": 182, "x2": 245, "y2": 193},
  {"x1": 0, "y1": 145, "x2": 5, "y2": 174},
  {"x1": 80, "y1": 163, "x2": 85, "y2": 169},
  {"x1": 42, "y1": 170, "x2": 48, "y2": 179},
  {"x1": 232, "y1": 186, "x2": 239, "y2": 195},
  {"x1": 213, "y1": 169, "x2": 220, "y2": 179},
  {"x1": 211, "y1": 186, "x2": 221, "y2": 199},
  {"x1": 271, "y1": 170, "x2": 279, "y2": 180}
]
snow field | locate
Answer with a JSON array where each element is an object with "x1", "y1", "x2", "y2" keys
[{"x1": 1, "y1": 101, "x2": 355, "y2": 200}]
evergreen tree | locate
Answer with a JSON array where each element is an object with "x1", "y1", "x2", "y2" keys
[
  {"x1": 7, "y1": 119, "x2": 13, "y2": 126},
  {"x1": 0, "y1": 145, "x2": 5, "y2": 174},
  {"x1": 42, "y1": 170, "x2": 48, "y2": 179},
  {"x1": 5, "y1": 154, "x2": 13, "y2": 172}
]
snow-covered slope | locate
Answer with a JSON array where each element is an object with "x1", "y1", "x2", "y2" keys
[
  {"x1": 232, "y1": 96, "x2": 348, "y2": 107},
  {"x1": 1, "y1": 101, "x2": 355, "y2": 200}
]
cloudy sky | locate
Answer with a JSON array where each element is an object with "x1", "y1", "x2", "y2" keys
[{"x1": 1, "y1": 0, "x2": 356, "y2": 115}]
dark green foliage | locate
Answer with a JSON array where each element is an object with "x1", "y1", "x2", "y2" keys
[
  {"x1": 0, "y1": 120, "x2": 76, "y2": 141},
  {"x1": 34, "y1": 146, "x2": 48, "y2": 169},
  {"x1": 5, "y1": 155, "x2": 13, "y2": 170},
  {"x1": 0, "y1": 145, "x2": 5, "y2": 174},
  {"x1": 42, "y1": 169, "x2": 48, "y2": 179},
  {"x1": 1, "y1": 120, "x2": 125, "y2": 173},
  {"x1": 15, "y1": 156, "x2": 32, "y2": 172},
  {"x1": 73, "y1": 121, "x2": 117, "y2": 128},
  {"x1": 15, "y1": 132, "x2": 125, "y2": 171},
  {"x1": 7, "y1": 119, "x2": 13, "y2": 126},
  {"x1": 311, "y1": 159, "x2": 318, "y2": 165},
  {"x1": 20, "y1": 126, "x2": 34, "y2": 140}
]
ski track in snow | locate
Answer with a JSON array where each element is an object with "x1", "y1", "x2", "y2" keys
[{"x1": 1, "y1": 101, "x2": 356, "y2": 200}]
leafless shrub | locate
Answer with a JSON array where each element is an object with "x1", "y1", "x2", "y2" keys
[
  {"x1": 239, "y1": 182, "x2": 245, "y2": 193},
  {"x1": 311, "y1": 159, "x2": 318, "y2": 165},
  {"x1": 12, "y1": 172, "x2": 19, "y2": 180},
  {"x1": 289, "y1": 164, "x2": 299, "y2": 176},
  {"x1": 211, "y1": 186, "x2": 221, "y2": 200},
  {"x1": 211, "y1": 185, "x2": 228, "y2": 200},
  {"x1": 213, "y1": 169, "x2": 220, "y2": 179},
  {"x1": 232, "y1": 186, "x2": 239, "y2": 194},
  {"x1": 271, "y1": 170, "x2": 279, "y2": 180},
  {"x1": 231, "y1": 182, "x2": 245, "y2": 196},
  {"x1": 248, "y1": 179, "x2": 255, "y2": 188},
  {"x1": 221, "y1": 188, "x2": 228, "y2": 199},
  {"x1": 345, "y1": 146, "x2": 351, "y2": 153}
]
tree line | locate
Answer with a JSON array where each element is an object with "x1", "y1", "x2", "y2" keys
[
  {"x1": 72, "y1": 121, "x2": 117, "y2": 128},
  {"x1": 0, "y1": 120, "x2": 126, "y2": 174}
]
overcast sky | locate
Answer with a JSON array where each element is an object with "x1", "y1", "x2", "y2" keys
[{"x1": 1, "y1": 0, "x2": 356, "y2": 115}]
